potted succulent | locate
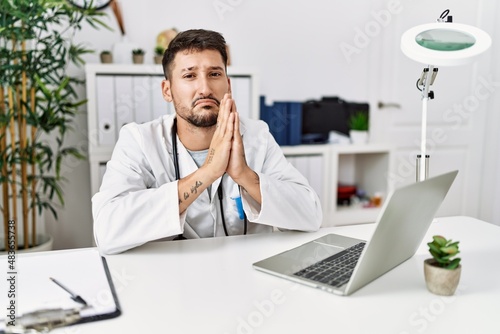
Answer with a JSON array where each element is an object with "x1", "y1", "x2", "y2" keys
[
  {"x1": 132, "y1": 48, "x2": 145, "y2": 64},
  {"x1": 424, "y1": 235, "x2": 462, "y2": 296},
  {"x1": 100, "y1": 50, "x2": 113, "y2": 64},
  {"x1": 153, "y1": 46, "x2": 165, "y2": 65},
  {"x1": 348, "y1": 111, "x2": 369, "y2": 144},
  {"x1": 0, "y1": 0, "x2": 106, "y2": 251}
]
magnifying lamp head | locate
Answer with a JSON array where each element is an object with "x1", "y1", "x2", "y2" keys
[{"x1": 401, "y1": 22, "x2": 491, "y2": 66}]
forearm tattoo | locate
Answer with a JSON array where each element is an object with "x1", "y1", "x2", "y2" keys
[
  {"x1": 253, "y1": 171, "x2": 260, "y2": 185},
  {"x1": 242, "y1": 171, "x2": 260, "y2": 193},
  {"x1": 206, "y1": 148, "x2": 215, "y2": 165},
  {"x1": 191, "y1": 180, "x2": 203, "y2": 194},
  {"x1": 180, "y1": 180, "x2": 203, "y2": 205}
]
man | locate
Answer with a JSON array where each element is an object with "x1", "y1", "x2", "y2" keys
[{"x1": 92, "y1": 29, "x2": 322, "y2": 254}]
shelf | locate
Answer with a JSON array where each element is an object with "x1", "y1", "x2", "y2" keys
[
  {"x1": 85, "y1": 63, "x2": 259, "y2": 77},
  {"x1": 282, "y1": 142, "x2": 392, "y2": 227},
  {"x1": 280, "y1": 144, "x2": 331, "y2": 156},
  {"x1": 332, "y1": 143, "x2": 393, "y2": 154},
  {"x1": 281, "y1": 143, "x2": 392, "y2": 155},
  {"x1": 328, "y1": 206, "x2": 382, "y2": 225}
]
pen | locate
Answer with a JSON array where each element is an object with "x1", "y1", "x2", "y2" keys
[
  {"x1": 231, "y1": 184, "x2": 245, "y2": 220},
  {"x1": 49, "y1": 277, "x2": 88, "y2": 306},
  {"x1": 233, "y1": 195, "x2": 245, "y2": 220}
]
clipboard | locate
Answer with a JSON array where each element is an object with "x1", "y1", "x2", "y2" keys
[
  {"x1": 76, "y1": 255, "x2": 122, "y2": 324},
  {"x1": 1, "y1": 248, "x2": 121, "y2": 331}
]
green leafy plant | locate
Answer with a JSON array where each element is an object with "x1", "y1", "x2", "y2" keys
[
  {"x1": 154, "y1": 46, "x2": 165, "y2": 56},
  {"x1": 1, "y1": 0, "x2": 107, "y2": 249},
  {"x1": 427, "y1": 235, "x2": 461, "y2": 270},
  {"x1": 101, "y1": 50, "x2": 112, "y2": 55},
  {"x1": 349, "y1": 111, "x2": 369, "y2": 131},
  {"x1": 132, "y1": 48, "x2": 145, "y2": 55}
]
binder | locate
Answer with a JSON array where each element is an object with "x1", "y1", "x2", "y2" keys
[
  {"x1": 133, "y1": 76, "x2": 153, "y2": 124},
  {"x1": 114, "y1": 75, "x2": 134, "y2": 130},
  {"x1": 287, "y1": 102, "x2": 302, "y2": 145},
  {"x1": 260, "y1": 100, "x2": 303, "y2": 146},
  {"x1": 259, "y1": 95, "x2": 268, "y2": 125},
  {"x1": 1, "y1": 249, "x2": 121, "y2": 331},
  {"x1": 95, "y1": 75, "x2": 116, "y2": 146},
  {"x1": 267, "y1": 101, "x2": 288, "y2": 146}
]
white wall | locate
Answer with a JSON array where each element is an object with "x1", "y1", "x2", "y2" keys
[
  {"x1": 75, "y1": 0, "x2": 380, "y2": 102},
  {"x1": 47, "y1": 0, "x2": 500, "y2": 250},
  {"x1": 479, "y1": 1, "x2": 500, "y2": 225}
]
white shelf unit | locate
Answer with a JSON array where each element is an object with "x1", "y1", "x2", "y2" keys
[
  {"x1": 85, "y1": 64, "x2": 259, "y2": 196},
  {"x1": 282, "y1": 143, "x2": 392, "y2": 226}
]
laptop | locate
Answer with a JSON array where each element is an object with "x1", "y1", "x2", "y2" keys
[{"x1": 253, "y1": 170, "x2": 458, "y2": 296}]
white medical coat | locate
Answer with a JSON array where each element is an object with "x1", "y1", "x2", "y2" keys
[{"x1": 92, "y1": 115, "x2": 322, "y2": 254}]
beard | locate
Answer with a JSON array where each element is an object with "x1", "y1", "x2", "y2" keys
[{"x1": 173, "y1": 94, "x2": 220, "y2": 128}]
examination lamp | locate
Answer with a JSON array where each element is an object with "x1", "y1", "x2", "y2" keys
[{"x1": 400, "y1": 10, "x2": 491, "y2": 181}]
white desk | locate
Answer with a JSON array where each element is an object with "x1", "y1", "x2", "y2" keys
[{"x1": 12, "y1": 216, "x2": 500, "y2": 333}]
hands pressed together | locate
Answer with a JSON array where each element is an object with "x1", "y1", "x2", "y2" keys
[
  {"x1": 178, "y1": 93, "x2": 261, "y2": 214},
  {"x1": 204, "y1": 93, "x2": 249, "y2": 181}
]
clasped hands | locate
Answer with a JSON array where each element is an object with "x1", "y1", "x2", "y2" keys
[
  {"x1": 178, "y1": 93, "x2": 260, "y2": 214},
  {"x1": 203, "y1": 93, "x2": 252, "y2": 184}
]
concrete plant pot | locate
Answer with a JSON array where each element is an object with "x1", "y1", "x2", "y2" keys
[
  {"x1": 132, "y1": 54, "x2": 144, "y2": 64},
  {"x1": 100, "y1": 53, "x2": 113, "y2": 64},
  {"x1": 424, "y1": 259, "x2": 461, "y2": 296},
  {"x1": 154, "y1": 55, "x2": 163, "y2": 64}
]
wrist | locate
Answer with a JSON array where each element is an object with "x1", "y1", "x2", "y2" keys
[
  {"x1": 198, "y1": 164, "x2": 222, "y2": 184},
  {"x1": 233, "y1": 167, "x2": 259, "y2": 188}
]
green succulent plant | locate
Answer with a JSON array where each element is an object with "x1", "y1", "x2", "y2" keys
[
  {"x1": 132, "y1": 48, "x2": 145, "y2": 55},
  {"x1": 154, "y1": 46, "x2": 165, "y2": 56},
  {"x1": 349, "y1": 111, "x2": 369, "y2": 131},
  {"x1": 427, "y1": 235, "x2": 461, "y2": 270}
]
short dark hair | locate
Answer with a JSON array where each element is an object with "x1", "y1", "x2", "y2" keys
[{"x1": 162, "y1": 29, "x2": 228, "y2": 80}]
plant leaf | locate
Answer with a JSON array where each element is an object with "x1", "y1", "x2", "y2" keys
[
  {"x1": 445, "y1": 258, "x2": 461, "y2": 270},
  {"x1": 440, "y1": 245, "x2": 459, "y2": 255},
  {"x1": 428, "y1": 243, "x2": 442, "y2": 255},
  {"x1": 432, "y1": 235, "x2": 447, "y2": 247}
]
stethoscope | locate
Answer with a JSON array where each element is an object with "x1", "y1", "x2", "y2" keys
[{"x1": 171, "y1": 118, "x2": 247, "y2": 240}]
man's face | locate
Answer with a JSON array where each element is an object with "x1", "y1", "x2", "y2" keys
[{"x1": 162, "y1": 49, "x2": 230, "y2": 128}]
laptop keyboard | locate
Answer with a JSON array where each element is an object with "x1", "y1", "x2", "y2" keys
[{"x1": 293, "y1": 242, "x2": 366, "y2": 288}]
